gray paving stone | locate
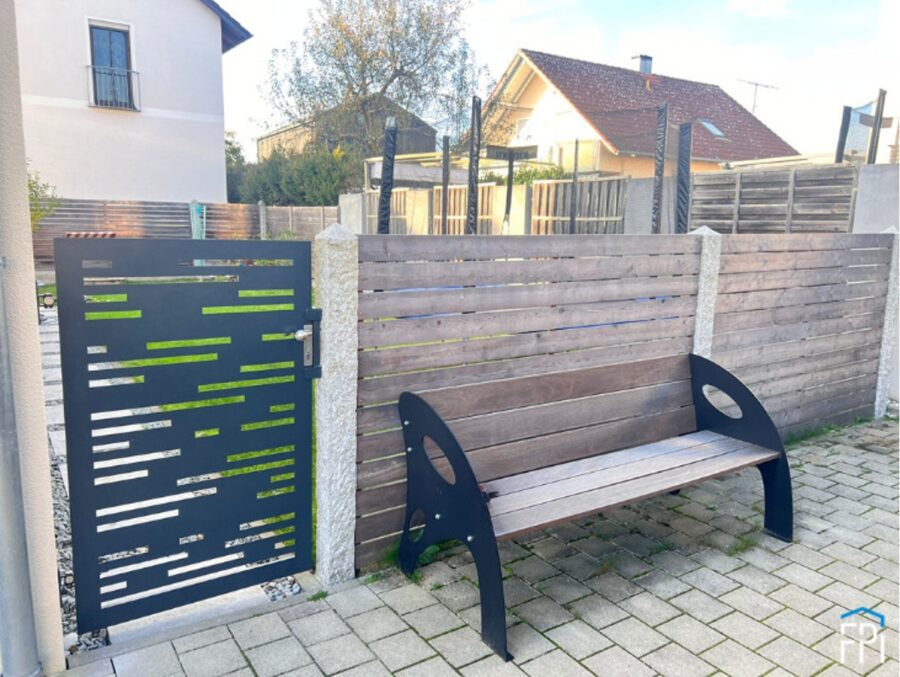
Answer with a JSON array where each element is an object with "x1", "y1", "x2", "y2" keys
[
  {"x1": 327, "y1": 586, "x2": 384, "y2": 618},
  {"x1": 711, "y1": 610, "x2": 779, "y2": 650},
  {"x1": 649, "y1": 550, "x2": 699, "y2": 576},
  {"x1": 545, "y1": 620, "x2": 612, "y2": 660},
  {"x1": 782, "y1": 542, "x2": 839, "y2": 570},
  {"x1": 460, "y1": 655, "x2": 527, "y2": 676},
  {"x1": 179, "y1": 639, "x2": 248, "y2": 677},
  {"x1": 173, "y1": 626, "x2": 232, "y2": 654},
  {"x1": 508, "y1": 556, "x2": 559, "y2": 583},
  {"x1": 681, "y1": 566, "x2": 740, "y2": 596},
  {"x1": 280, "y1": 600, "x2": 330, "y2": 623},
  {"x1": 819, "y1": 580, "x2": 881, "y2": 610},
  {"x1": 307, "y1": 634, "x2": 376, "y2": 675},
  {"x1": 585, "y1": 572, "x2": 641, "y2": 603},
  {"x1": 289, "y1": 609, "x2": 350, "y2": 646},
  {"x1": 720, "y1": 586, "x2": 783, "y2": 620},
  {"x1": 643, "y1": 642, "x2": 714, "y2": 677},
  {"x1": 535, "y1": 574, "x2": 592, "y2": 605},
  {"x1": 701, "y1": 639, "x2": 776, "y2": 677},
  {"x1": 658, "y1": 613, "x2": 725, "y2": 653},
  {"x1": 691, "y1": 549, "x2": 744, "y2": 574},
  {"x1": 765, "y1": 608, "x2": 833, "y2": 646},
  {"x1": 331, "y1": 661, "x2": 389, "y2": 677},
  {"x1": 769, "y1": 583, "x2": 834, "y2": 617},
  {"x1": 529, "y1": 536, "x2": 576, "y2": 561},
  {"x1": 569, "y1": 594, "x2": 629, "y2": 630},
  {"x1": 398, "y1": 655, "x2": 460, "y2": 677},
  {"x1": 582, "y1": 646, "x2": 654, "y2": 677},
  {"x1": 610, "y1": 549, "x2": 653, "y2": 578},
  {"x1": 521, "y1": 648, "x2": 592, "y2": 677},
  {"x1": 428, "y1": 626, "x2": 492, "y2": 668},
  {"x1": 513, "y1": 596, "x2": 573, "y2": 631},
  {"x1": 458, "y1": 603, "x2": 516, "y2": 634},
  {"x1": 759, "y1": 636, "x2": 831, "y2": 676},
  {"x1": 601, "y1": 617, "x2": 668, "y2": 657},
  {"x1": 369, "y1": 628, "x2": 436, "y2": 671},
  {"x1": 507, "y1": 622, "x2": 555, "y2": 664},
  {"x1": 431, "y1": 579, "x2": 480, "y2": 611},
  {"x1": 59, "y1": 658, "x2": 115, "y2": 677},
  {"x1": 820, "y1": 560, "x2": 879, "y2": 589},
  {"x1": 338, "y1": 607, "x2": 405, "y2": 646},
  {"x1": 503, "y1": 577, "x2": 541, "y2": 607},
  {"x1": 669, "y1": 589, "x2": 732, "y2": 623},
  {"x1": 618, "y1": 590, "x2": 680, "y2": 626},
  {"x1": 230, "y1": 612, "x2": 291, "y2": 649},
  {"x1": 112, "y1": 642, "x2": 182, "y2": 677},
  {"x1": 633, "y1": 569, "x2": 691, "y2": 600},
  {"x1": 246, "y1": 636, "x2": 312, "y2": 677},
  {"x1": 403, "y1": 603, "x2": 464, "y2": 638},
  {"x1": 555, "y1": 552, "x2": 604, "y2": 581},
  {"x1": 380, "y1": 584, "x2": 436, "y2": 615},
  {"x1": 728, "y1": 563, "x2": 787, "y2": 594}
]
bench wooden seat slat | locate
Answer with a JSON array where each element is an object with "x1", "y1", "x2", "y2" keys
[
  {"x1": 492, "y1": 443, "x2": 780, "y2": 539},
  {"x1": 487, "y1": 431, "x2": 768, "y2": 518}
]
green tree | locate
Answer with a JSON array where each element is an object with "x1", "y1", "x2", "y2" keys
[
  {"x1": 264, "y1": 0, "x2": 471, "y2": 157},
  {"x1": 27, "y1": 166, "x2": 59, "y2": 231},
  {"x1": 225, "y1": 132, "x2": 246, "y2": 203},
  {"x1": 239, "y1": 147, "x2": 353, "y2": 206}
]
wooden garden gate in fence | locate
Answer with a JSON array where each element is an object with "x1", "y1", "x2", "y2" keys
[
  {"x1": 530, "y1": 177, "x2": 627, "y2": 234},
  {"x1": 690, "y1": 165, "x2": 858, "y2": 233}
]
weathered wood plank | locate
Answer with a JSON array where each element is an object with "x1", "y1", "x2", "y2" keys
[
  {"x1": 357, "y1": 336, "x2": 694, "y2": 413},
  {"x1": 359, "y1": 296, "x2": 695, "y2": 348},
  {"x1": 714, "y1": 297, "x2": 886, "y2": 333},
  {"x1": 730, "y1": 344, "x2": 882, "y2": 387},
  {"x1": 718, "y1": 265, "x2": 887, "y2": 294},
  {"x1": 359, "y1": 276, "x2": 699, "y2": 319},
  {"x1": 357, "y1": 355, "x2": 688, "y2": 434},
  {"x1": 358, "y1": 316, "x2": 694, "y2": 378},
  {"x1": 715, "y1": 280, "x2": 887, "y2": 315},
  {"x1": 714, "y1": 328, "x2": 881, "y2": 370},
  {"x1": 713, "y1": 314, "x2": 885, "y2": 352},
  {"x1": 358, "y1": 234, "x2": 700, "y2": 262},
  {"x1": 719, "y1": 248, "x2": 890, "y2": 274},
  {"x1": 359, "y1": 255, "x2": 700, "y2": 291}
]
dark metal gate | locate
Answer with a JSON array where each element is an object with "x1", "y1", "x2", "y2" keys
[{"x1": 55, "y1": 238, "x2": 318, "y2": 631}]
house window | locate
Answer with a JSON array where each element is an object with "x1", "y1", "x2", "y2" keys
[
  {"x1": 89, "y1": 25, "x2": 136, "y2": 110},
  {"x1": 699, "y1": 118, "x2": 725, "y2": 137}
]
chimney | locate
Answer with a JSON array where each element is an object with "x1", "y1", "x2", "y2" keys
[{"x1": 638, "y1": 54, "x2": 652, "y2": 74}]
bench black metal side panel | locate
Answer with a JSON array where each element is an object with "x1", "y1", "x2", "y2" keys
[
  {"x1": 689, "y1": 353, "x2": 793, "y2": 542},
  {"x1": 397, "y1": 393, "x2": 511, "y2": 661},
  {"x1": 55, "y1": 238, "x2": 316, "y2": 631}
]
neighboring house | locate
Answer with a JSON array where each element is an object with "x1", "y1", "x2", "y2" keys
[
  {"x1": 483, "y1": 49, "x2": 798, "y2": 177},
  {"x1": 15, "y1": 0, "x2": 250, "y2": 203},
  {"x1": 257, "y1": 95, "x2": 436, "y2": 162}
]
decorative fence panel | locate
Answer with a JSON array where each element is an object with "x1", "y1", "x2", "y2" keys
[
  {"x1": 365, "y1": 189, "x2": 410, "y2": 234},
  {"x1": 690, "y1": 165, "x2": 858, "y2": 234},
  {"x1": 354, "y1": 234, "x2": 702, "y2": 567},
  {"x1": 530, "y1": 177, "x2": 627, "y2": 234},
  {"x1": 710, "y1": 233, "x2": 893, "y2": 436},
  {"x1": 432, "y1": 184, "x2": 497, "y2": 234},
  {"x1": 55, "y1": 238, "x2": 316, "y2": 630},
  {"x1": 266, "y1": 206, "x2": 338, "y2": 240}
]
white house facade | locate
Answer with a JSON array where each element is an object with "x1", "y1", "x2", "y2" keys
[{"x1": 15, "y1": 0, "x2": 250, "y2": 203}]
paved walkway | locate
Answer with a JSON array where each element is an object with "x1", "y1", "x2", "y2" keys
[{"x1": 56, "y1": 415, "x2": 897, "y2": 677}]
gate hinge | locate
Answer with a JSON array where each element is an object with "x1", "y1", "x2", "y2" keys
[{"x1": 302, "y1": 307, "x2": 322, "y2": 380}]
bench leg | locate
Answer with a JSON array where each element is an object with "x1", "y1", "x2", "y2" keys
[
  {"x1": 758, "y1": 454, "x2": 793, "y2": 542},
  {"x1": 469, "y1": 536, "x2": 511, "y2": 661}
]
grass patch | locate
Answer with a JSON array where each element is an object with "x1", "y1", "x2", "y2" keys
[
  {"x1": 364, "y1": 572, "x2": 384, "y2": 584},
  {"x1": 784, "y1": 417, "x2": 872, "y2": 447},
  {"x1": 726, "y1": 534, "x2": 757, "y2": 556},
  {"x1": 308, "y1": 590, "x2": 327, "y2": 601}
]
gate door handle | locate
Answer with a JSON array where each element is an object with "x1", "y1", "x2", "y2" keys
[
  {"x1": 295, "y1": 325, "x2": 314, "y2": 366},
  {"x1": 299, "y1": 308, "x2": 322, "y2": 380}
]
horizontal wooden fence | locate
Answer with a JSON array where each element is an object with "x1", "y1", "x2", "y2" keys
[
  {"x1": 33, "y1": 198, "x2": 336, "y2": 266},
  {"x1": 355, "y1": 234, "x2": 702, "y2": 567},
  {"x1": 710, "y1": 233, "x2": 893, "y2": 435},
  {"x1": 352, "y1": 232, "x2": 894, "y2": 569},
  {"x1": 690, "y1": 165, "x2": 858, "y2": 234}
]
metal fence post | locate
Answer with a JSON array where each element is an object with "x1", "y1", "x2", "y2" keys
[
  {"x1": 313, "y1": 224, "x2": 358, "y2": 585},
  {"x1": 690, "y1": 226, "x2": 722, "y2": 358},
  {"x1": 875, "y1": 228, "x2": 899, "y2": 418}
]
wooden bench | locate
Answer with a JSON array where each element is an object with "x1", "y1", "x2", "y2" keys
[{"x1": 396, "y1": 353, "x2": 793, "y2": 660}]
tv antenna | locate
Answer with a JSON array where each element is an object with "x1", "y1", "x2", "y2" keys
[{"x1": 739, "y1": 79, "x2": 778, "y2": 115}]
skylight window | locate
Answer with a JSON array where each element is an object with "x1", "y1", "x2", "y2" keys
[{"x1": 699, "y1": 118, "x2": 725, "y2": 137}]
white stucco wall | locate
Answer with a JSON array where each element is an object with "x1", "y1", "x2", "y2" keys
[{"x1": 15, "y1": 0, "x2": 228, "y2": 203}]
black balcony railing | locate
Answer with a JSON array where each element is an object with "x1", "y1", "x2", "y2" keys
[{"x1": 87, "y1": 66, "x2": 140, "y2": 111}]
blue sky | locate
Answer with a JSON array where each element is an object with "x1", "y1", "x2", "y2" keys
[{"x1": 218, "y1": 0, "x2": 898, "y2": 160}]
